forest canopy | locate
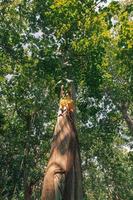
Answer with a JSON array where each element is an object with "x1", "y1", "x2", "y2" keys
[{"x1": 0, "y1": 0, "x2": 133, "y2": 199}]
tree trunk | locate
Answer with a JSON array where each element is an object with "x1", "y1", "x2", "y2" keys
[
  {"x1": 41, "y1": 84, "x2": 83, "y2": 200},
  {"x1": 24, "y1": 116, "x2": 32, "y2": 200},
  {"x1": 120, "y1": 103, "x2": 133, "y2": 134},
  {"x1": 24, "y1": 183, "x2": 32, "y2": 200},
  {"x1": 24, "y1": 147, "x2": 32, "y2": 200}
]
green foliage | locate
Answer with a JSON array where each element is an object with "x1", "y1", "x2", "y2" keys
[{"x1": 0, "y1": 0, "x2": 133, "y2": 199}]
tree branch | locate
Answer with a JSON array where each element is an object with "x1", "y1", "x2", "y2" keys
[{"x1": 120, "y1": 103, "x2": 133, "y2": 134}]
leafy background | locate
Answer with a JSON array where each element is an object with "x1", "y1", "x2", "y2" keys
[{"x1": 0, "y1": 0, "x2": 133, "y2": 199}]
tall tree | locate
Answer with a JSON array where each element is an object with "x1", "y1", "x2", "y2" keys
[
  {"x1": 0, "y1": 0, "x2": 133, "y2": 199},
  {"x1": 42, "y1": 83, "x2": 83, "y2": 200}
]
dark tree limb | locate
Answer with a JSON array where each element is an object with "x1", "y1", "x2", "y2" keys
[{"x1": 120, "y1": 103, "x2": 133, "y2": 134}]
